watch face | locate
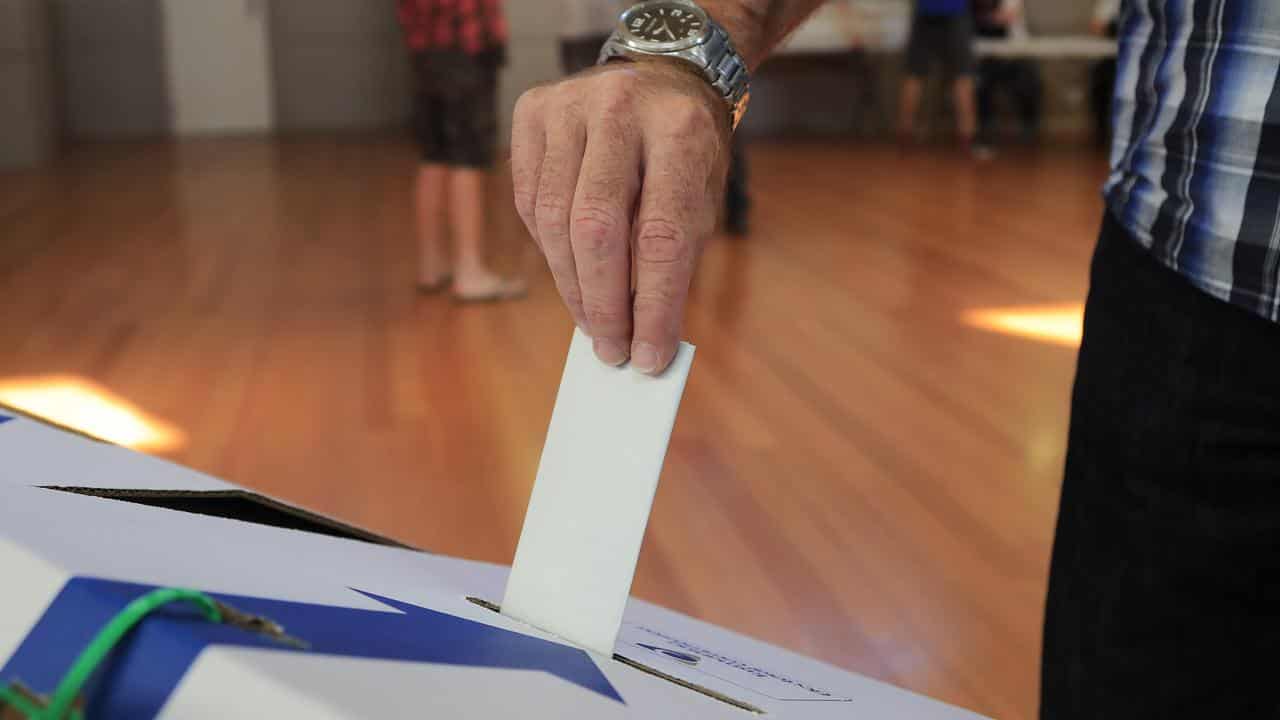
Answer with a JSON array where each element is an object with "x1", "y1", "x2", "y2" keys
[{"x1": 621, "y1": 2, "x2": 709, "y2": 49}]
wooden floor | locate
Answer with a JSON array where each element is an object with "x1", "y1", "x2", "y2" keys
[{"x1": 0, "y1": 136, "x2": 1109, "y2": 719}]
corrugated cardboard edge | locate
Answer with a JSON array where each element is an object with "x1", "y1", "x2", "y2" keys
[
  {"x1": 44, "y1": 487, "x2": 417, "y2": 551},
  {"x1": 0, "y1": 401, "x2": 418, "y2": 552}
]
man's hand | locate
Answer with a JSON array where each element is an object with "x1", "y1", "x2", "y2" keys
[
  {"x1": 512, "y1": 60, "x2": 731, "y2": 375},
  {"x1": 991, "y1": 7, "x2": 1017, "y2": 27},
  {"x1": 1089, "y1": 17, "x2": 1108, "y2": 36},
  {"x1": 512, "y1": 0, "x2": 826, "y2": 373}
]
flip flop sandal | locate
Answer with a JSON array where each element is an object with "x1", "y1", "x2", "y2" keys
[{"x1": 452, "y1": 279, "x2": 528, "y2": 304}]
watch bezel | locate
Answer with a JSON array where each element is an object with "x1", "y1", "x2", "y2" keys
[{"x1": 616, "y1": 1, "x2": 712, "y2": 54}]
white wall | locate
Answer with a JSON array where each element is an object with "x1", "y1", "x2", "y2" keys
[
  {"x1": 0, "y1": 0, "x2": 56, "y2": 168},
  {"x1": 161, "y1": 0, "x2": 274, "y2": 134},
  {"x1": 500, "y1": 3, "x2": 567, "y2": 142},
  {"x1": 268, "y1": 0, "x2": 413, "y2": 131}
]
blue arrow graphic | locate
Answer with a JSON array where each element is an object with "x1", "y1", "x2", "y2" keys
[{"x1": 2, "y1": 577, "x2": 622, "y2": 718}]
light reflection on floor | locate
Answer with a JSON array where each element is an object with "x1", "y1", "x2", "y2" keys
[
  {"x1": 963, "y1": 304, "x2": 1084, "y2": 348},
  {"x1": 0, "y1": 376, "x2": 186, "y2": 452}
]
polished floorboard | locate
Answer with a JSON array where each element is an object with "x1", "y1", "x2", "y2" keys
[{"x1": 0, "y1": 136, "x2": 1108, "y2": 719}]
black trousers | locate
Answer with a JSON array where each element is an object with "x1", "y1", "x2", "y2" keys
[
  {"x1": 1091, "y1": 59, "x2": 1118, "y2": 148},
  {"x1": 976, "y1": 58, "x2": 1042, "y2": 143},
  {"x1": 1041, "y1": 212, "x2": 1280, "y2": 718}
]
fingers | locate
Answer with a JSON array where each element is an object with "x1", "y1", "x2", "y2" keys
[
  {"x1": 511, "y1": 90, "x2": 546, "y2": 247},
  {"x1": 533, "y1": 105, "x2": 589, "y2": 331},
  {"x1": 631, "y1": 99, "x2": 724, "y2": 375},
  {"x1": 511, "y1": 65, "x2": 729, "y2": 374},
  {"x1": 572, "y1": 104, "x2": 642, "y2": 366}
]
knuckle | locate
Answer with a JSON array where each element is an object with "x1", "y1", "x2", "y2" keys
[
  {"x1": 633, "y1": 286, "x2": 682, "y2": 320},
  {"x1": 559, "y1": 284, "x2": 585, "y2": 313},
  {"x1": 635, "y1": 218, "x2": 690, "y2": 265},
  {"x1": 571, "y1": 204, "x2": 626, "y2": 256},
  {"x1": 534, "y1": 194, "x2": 573, "y2": 232},
  {"x1": 662, "y1": 98, "x2": 717, "y2": 137},
  {"x1": 583, "y1": 301, "x2": 628, "y2": 330}
]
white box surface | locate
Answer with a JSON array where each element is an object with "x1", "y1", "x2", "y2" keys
[{"x1": 0, "y1": 409, "x2": 991, "y2": 719}]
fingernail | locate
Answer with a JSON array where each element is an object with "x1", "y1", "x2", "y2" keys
[
  {"x1": 631, "y1": 342, "x2": 661, "y2": 375},
  {"x1": 594, "y1": 338, "x2": 629, "y2": 366}
]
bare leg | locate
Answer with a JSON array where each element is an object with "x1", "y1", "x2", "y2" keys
[
  {"x1": 953, "y1": 75, "x2": 977, "y2": 145},
  {"x1": 449, "y1": 167, "x2": 525, "y2": 300},
  {"x1": 899, "y1": 76, "x2": 924, "y2": 141},
  {"x1": 415, "y1": 164, "x2": 449, "y2": 287}
]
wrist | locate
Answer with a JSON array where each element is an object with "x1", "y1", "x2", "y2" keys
[
  {"x1": 697, "y1": 2, "x2": 768, "y2": 69},
  {"x1": 608, "y1": 55, "x2": 711, "y2": 85},
  {"x1": 599, "y1": 2, "x2": 752, "y2": 130},
  {"x1": 599, "y1": 57, "x2": 733, "y2": 132}
]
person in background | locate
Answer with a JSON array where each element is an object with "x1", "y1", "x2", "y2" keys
[
  {"x1": 899, "y1": 0, "x2": 977, "y2": 148},
  {"x1": 398, "y1": 0, "x2": 525, "y2": 302},
  {"x1": 972, "y1": 0, "x2": 1041, "y2": 156},
  {"x1": 721, "y1": 121, "x2": 751, "y2": 235},
  {"x1": 1089, "y1": 0, "x2": 1120, "y2": 148},
  {"x1": 1090, "y1": 0, "x2": 1121, "y2": 37}
]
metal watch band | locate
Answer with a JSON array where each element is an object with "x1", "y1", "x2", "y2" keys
[{"x1": 700, "y1": 25, "x2": 749, "y2": 107}]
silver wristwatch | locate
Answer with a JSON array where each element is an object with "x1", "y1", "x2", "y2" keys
[{"x1": 598, "y1": 1, "x2": 751, "y2": 130}]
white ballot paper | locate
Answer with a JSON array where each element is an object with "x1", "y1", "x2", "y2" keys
[{"x1": 502, "y1": 328, "x2": 695, "y2": 656}]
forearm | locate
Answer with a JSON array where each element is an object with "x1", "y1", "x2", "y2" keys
[{"x1": 699, "y1": 0, "x2": 829, "y2": 69}]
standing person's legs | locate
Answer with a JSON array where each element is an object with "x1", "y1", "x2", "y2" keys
[
  {"x1": 415, "y1": 165, "x2": 450, "y2": 287},
  {"x1": 951, "y1": 75, "x2": 977, "y2": 144},
  {"x1": 975, "y1": 59, "x2": 1001, "y2": 147},
  {"x1": 438, "y1": 54, "x2": 524, "y2": 301},
  {"x1": 449, "y1": 168, "x2": 493, "y2": 284},
  {"x1": 1041, "y1": 212, "x2": 1280, "y2": 719},
  {"x1": 412, "y1": 54, "x2": 452, "y2": 290},
  {"x1": 1012, "y1": 60, "x2": 1043, "y2": 140},
  {"x1": 899, "y1": 18, "x2": 935, "y2": 141},
  {"x1": 898, "y1": 76, "x2": 926, "y2": 140},
  {"x1": 948, "y1": 15, "x2": 977, "y2": 145}
]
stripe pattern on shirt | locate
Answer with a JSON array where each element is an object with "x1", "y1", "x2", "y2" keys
[{"x1": 1105, "y1": 0, "x2": 1280, "y2": 322}]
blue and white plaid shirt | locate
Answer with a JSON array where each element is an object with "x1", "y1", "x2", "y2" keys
[{"x1": 1106, "y1": 0, "x2": 1280, "y2": 321}]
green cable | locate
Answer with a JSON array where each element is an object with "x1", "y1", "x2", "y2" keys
[
  {"x1": 0, "y1": 684, "x2": 46, "y2": 717},
  {"x1": 37, "y1": 588, "x2": 222, "y2": 720},
  {"x1": 0, "y1": 684, "x2": 82, "y2": 720}
]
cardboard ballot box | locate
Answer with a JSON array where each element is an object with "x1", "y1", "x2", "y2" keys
[{"x1": 0, "y1": 409, "x2": 991, "y2": 719}]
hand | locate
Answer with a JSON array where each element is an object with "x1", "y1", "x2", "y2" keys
[
  {"x1": 511, "y1": 60, "x2": 731, "y2": 375},
  {"x1": 1089, "y1": 18, "x2": 1107, "y2": 36},
  {"x1": 992, "y1": 8, "x2": 1016, "y2": 26}
]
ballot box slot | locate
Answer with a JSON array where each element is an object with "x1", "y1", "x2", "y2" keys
[
  {"x1": 464, "y1": 597, "x2": 765, "y2": 715},
  {"x1": 41, "y1": 487, "x2": 415, "y2": 550}
]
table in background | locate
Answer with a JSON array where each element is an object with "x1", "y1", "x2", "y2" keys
[{"x1": 976, "y1": 36, "x2": 1117, "y2": 60}]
